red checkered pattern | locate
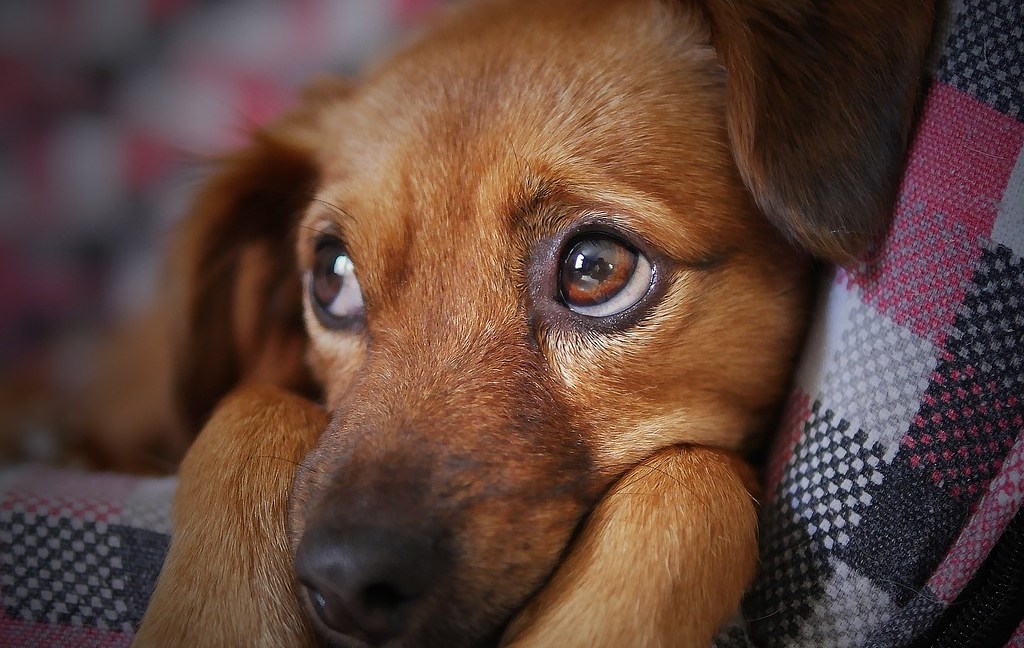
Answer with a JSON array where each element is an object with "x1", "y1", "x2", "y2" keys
[
  {"x1": 927, "y1": 434, "x2": 1024, "y2": 603},
  {"x1": 845, "y1": 86, "x2": 1024, "y2": 346},
  {"x1": 721, "y1": 1, "x2": 1024, "y2": 646},
  {"x1": 1, "y1": 469, "x2": 136, "y2": 523}
]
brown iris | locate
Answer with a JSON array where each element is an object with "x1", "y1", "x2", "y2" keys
[
  {"x1": 559, "y1": 236, "x2": 638, "y2": 308},
  {"x1": 309, "y1": 237, "x2": 364, "y2": 329},
  {"x1": 312, "y1": 240, "x2": 346, "y2": 310}
]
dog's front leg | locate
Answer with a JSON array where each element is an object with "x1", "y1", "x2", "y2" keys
[
  {"x1": 502, "y1": 446, "x2": 759, "y2": 648},
  {"x1": 133, "y1": 386, "x2": 324, "y2": 648}
]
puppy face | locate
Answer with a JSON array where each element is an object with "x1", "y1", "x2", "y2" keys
[
  {"x1": 289, "y1": 1, "x2": 808, "y2": 645},
  {"x1": 164, "y1": 0, "x2": 932, "y2": 644}
]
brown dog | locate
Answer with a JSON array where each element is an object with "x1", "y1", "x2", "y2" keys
[{"x1": 129, "y1": 0, "x2": 935, "y2": 646}]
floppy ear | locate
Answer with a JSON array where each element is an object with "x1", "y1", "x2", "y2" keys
[
  {"x1": 700, "y1": 0, "x2": 935, "y2": 264},
  {"x1": 170, "y1": 78, "x2": 349, "y2": 433}
]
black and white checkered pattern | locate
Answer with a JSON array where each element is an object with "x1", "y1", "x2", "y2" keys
[
  {"x1": 1, "y1": 512, "x2": 133, "y2": 632},
  {"x1": 939, "y1": 0, "x2": 1024, "y2": 119}
]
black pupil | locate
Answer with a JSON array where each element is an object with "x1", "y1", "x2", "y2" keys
[
  {"x1": 571, "y1": 248, "x2": 614, "y2": 283},
  {"x1": 561, "y1": 237, "x2": 636, "y2": 307},
  {"x1": 313, "y1": 243, "x2": 345, "y2": 308}
]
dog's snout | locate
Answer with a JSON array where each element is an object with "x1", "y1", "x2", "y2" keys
[{"x1": 294, "y1": 524, "x2": 442, "y2": 645}]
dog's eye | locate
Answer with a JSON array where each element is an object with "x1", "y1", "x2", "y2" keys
[
  {"x1": 559, "y1": 235, "x2": 653, "y2": 317},
  {"x1": 309, "y1": 238, "x2": 364, "y2": 329}
]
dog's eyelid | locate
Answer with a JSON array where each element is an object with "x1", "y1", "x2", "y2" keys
[
  {"x1": 504, "y1": 175, "x2": 666, "y2": 242},
  {"x1": 301, "y1": 214, "x2": 344, "y2": 239},
  {"x1": 505, "y1": 168, "x2": 724, "y2": 262},
  {"x1": 503, "y1": 180, "x2": 663, "y2": 262},
  {"x1": 312, "y1": 233, "x2": 346, "y2": 251},
  {"x1": 298, "y1": 219, "x2": 344, "y2": 257},
  {"x1": 556, "y1": 214, "x2": 665, "y2": 269},
  {"x1": 300, "y1": 198, "x2": 354, "y2": 244},
  {"x1": 309, "y1": 196, "x2": 354, "y2": 224}
]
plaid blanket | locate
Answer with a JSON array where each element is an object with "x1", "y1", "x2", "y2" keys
[
  {"x1": 719, "y1": 0, "x2": 1024, "y2": 646},
  {"x1": 0, "y1": 467, "x2": 174, "y2": 647},
  {"x1": 2, "y1": 0, "x2": 1022, "y2": 646}
]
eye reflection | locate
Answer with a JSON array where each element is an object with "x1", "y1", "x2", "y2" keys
[{"x1": 559, "y1": 235, "x2": 651, "y2": 318}]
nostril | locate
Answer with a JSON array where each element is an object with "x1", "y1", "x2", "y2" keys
[{"x1": 363, "y1": 582, "x2": 410, "y2": 611}]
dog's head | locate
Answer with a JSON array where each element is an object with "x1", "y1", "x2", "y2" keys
[{"x1": 171, "y1": 0, "x2": 933, "y2": 645}]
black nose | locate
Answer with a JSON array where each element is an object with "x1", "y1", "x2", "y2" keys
[{"x1": 294, "y1": 524, "x2": 441, "y2": 645}]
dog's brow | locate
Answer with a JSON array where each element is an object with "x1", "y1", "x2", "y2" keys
[
  {"x1": 521, "y1": 180, "x2": 554, "y2": 214},
  {"x1": 507, "y1": 176, "x2": 562, "y2": 230}
]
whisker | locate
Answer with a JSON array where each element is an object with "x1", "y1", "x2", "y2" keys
[
  {"x1": 744, "y1": 606, "x2": 785, "y2": 622},
  {"x1": 254, "y1": 455, "x2": 322, "y2": 478}
]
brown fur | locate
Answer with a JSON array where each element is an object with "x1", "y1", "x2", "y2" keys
[
  {"x1": 132, "y1": 0, "x2": 935, "y2": 645},
  {"x1": 133, "y1": 387, "x2": 321, "y2": 647}
]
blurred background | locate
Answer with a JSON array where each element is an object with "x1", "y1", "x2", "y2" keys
[{"x1": 0, "y1": 0, "x2": 440, "y2": 458}]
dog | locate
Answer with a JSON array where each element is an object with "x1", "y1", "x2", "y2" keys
[{"x1": 123, "y1": 0, "x2": 936, "y2": 645}]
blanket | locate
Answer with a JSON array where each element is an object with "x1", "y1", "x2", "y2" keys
[{"x1": 722, "y1": 0, "x2": 1024, "y2": 645}]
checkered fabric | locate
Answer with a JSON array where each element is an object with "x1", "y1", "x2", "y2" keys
[
  {"x1": 1, "y1": 1, "x2": 1022, "y2": 647},
  {"x1": 718, "y1": 0, "x2": 1024, "y2": 645},
  {"x1": 0, "y1": 467, "x2": 174, "y2": 647}
]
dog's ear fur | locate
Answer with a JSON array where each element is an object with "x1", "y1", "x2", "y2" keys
[
  {"x1": 170, "y1": 78, "x2": 348, "y2": 432},
  {"x1": 698, "y1": 0, "x2": 935, "y2": 264}
]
